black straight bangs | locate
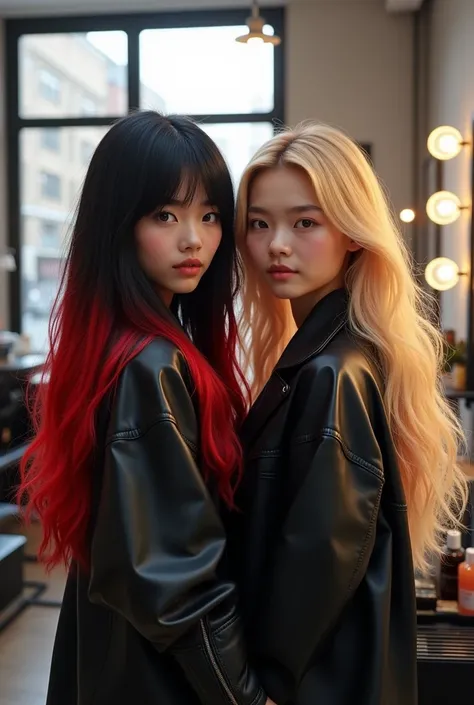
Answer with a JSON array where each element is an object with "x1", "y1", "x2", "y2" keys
[
  {"x1": 68, "y1": 111, "x2": 240, "y2": 330},
  {"x1": 134, "y1": 117, "x2": 235, "y2": 227}
]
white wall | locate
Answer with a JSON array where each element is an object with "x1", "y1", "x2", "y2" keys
[
  {"x1": 427, "y1": 0, "x2": 474, "y2": 340},
  {"x1": 286, "y1": 0, "x2": 414, "y2": 217},
  {"x1": 0, "y1": 18, "x2": 8, "y2": 330}
]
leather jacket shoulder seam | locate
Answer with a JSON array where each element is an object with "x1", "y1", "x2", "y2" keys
[
  {"x1": 295, "y1": 427, "x2": 383, "y2": 481},
  {"x1": 322, "y1": 427, "x2": 384, "y2": 480},
  {"x1": 348, "y1": 482, "x2": 383, "y2": 592},
  {"x1": 106, "y1": 414, "x2": 198, "y2": 455}
]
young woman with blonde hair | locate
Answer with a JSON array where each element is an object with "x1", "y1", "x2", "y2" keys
[{"x1": 228, "y1": 122, "x2": 468, "y2": 705}]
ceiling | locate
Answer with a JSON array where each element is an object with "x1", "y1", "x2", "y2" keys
[
  {"x1": 0, "y1": 0, "x2": 280, "y2": 16},
  {"x1": 385, "y1": 0, "x2": 424, "y2": 10},
  {"x1": 0, "y1": 0, "x2": 423, "y2": 19}
]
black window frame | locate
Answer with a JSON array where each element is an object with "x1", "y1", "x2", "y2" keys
[{"x1": 6, "y1": 8, "x2": 285, "y2": 333}]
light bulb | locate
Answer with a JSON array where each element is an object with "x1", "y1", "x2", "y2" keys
[
  {"x1": 426, "y1": 191, "x2": 462, "y2": 225},
  {"x1": 427, "y1": 126, "x2": 464, "y2": 160},
  {"x1": 424, "y1": 257, "x2": 460, "y2": 291},
  {"x1": 400, "y1": 208, "x2": 415, "y2": 223},
  {"x1": 247, "y1": 36, "x2": 264, "y2": 45}
]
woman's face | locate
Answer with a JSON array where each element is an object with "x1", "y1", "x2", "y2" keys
[
  {"x1": 135, "y1": 181, "x2": 222, "y2": 306},
  {"x1": 246, "y1": 165, "x2": 359, "y2": 324}
]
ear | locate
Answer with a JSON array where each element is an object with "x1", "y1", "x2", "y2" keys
[{"x1": 347, "y1": 238, "x2": 362, "y2": 253}]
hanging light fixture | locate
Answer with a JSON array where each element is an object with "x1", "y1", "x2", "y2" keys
[
  {"x1": 235, "y1": 0, "x2": 281, "y2": 46},
  {"x1": 427, "y1": 126, "x2": 469, "y2": 161}
]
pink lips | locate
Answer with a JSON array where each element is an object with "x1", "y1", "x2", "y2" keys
[
  {"x1": 267, "y1": 264, "x2": 297, "y2": 281},
  {"x1": 173, "y1": 258, "x2": 203, "y2": 277}
]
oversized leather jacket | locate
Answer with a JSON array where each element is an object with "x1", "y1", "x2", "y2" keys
[
  {"x1": 227, "y1": 288, "x2": 418, "y2": 705},
  {"x1": 46, "y1": 339, "x2": 264, "y2": 705}
]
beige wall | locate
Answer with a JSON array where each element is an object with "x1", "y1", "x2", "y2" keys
[
  {"x1": 0, "y1": 19, "x2": 8, "y2": 330},
  {"x1": 286, "y1": 0, "x2": 414, "y2": 217},
  {"x1": 426, "y1": 0, "x2": 474, "y2": 339}
]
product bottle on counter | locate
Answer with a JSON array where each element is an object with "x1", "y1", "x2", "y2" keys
[
  {"x1": 458, "y1": 547, "x2": 474, "y2": 616},
  {"x1": 438, "y1": 529, "x2": 465, "y2": 601}
]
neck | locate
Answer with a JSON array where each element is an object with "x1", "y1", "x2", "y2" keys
[
  {"x1": 157, "y1": 288, "x2": 173, "y2": 308},
  {"x1": 291, "y1": 281, "x2": 345, "y2": 328}
]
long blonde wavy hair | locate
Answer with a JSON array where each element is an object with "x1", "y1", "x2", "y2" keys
[{"x1": 236, "y1": 121, "x2": 468, "y2": 570}]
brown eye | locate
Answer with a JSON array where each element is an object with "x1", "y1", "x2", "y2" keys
[
  {"x1": 250, "y1": 219, "x2": 268, "y2": 229},
  {"x1": 203, "y1": 212, "x2": 220, "y2": 223},
  {"x1": 156, "y1": 211, "x2": 177, "y2": 223},
  {"x1": 295, "y1": 218, "x2": 316, "y2": 229}
]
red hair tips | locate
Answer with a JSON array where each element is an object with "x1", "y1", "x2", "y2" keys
[{"x1": 19, "y1": 275, "x2": 247, "y2": 572}]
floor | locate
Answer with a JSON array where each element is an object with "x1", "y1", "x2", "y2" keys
[{"x1": 0, "y1": 522, "x2": 66, "y2": 705}]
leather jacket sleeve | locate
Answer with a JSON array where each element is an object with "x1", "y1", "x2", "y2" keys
[
  {"x1": 88, "y1": 349, "x2": 265, "y2": 705},
  {"x1": 257, "y1": 369, "x2": 385, "y2": 703}
]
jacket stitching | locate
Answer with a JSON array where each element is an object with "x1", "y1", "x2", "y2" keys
[
  {"x1": 292, "y1": 427, "x2": 383, "y2": 480},
  {"x1": 204, "y1": 617, "x2": 238, "y2": 704},
  {"x1": 106, "y1": 415, "x2": 198, "y2": 455},
  {"x1": 248, "y1": 448, "x2": 282, "y2": 460},
  {"x1": 391, "y1": 501, "x2": 408, "y2": 511},
  {"x1": 259, "y1": 471, "x2": 277, "y2": 479},
  {"x1": 250, "y1": 688, "x2": 265, "y2": 705},
  {"x1": 213, "y1": 614, "x2": 239, "y2": 636},
  {"x1": 209, "y1": 624, "x2": 229, "y2": 684},
  {"x1": 348, "y1": 482, "x2": 383, "y2": 593},
  {"x1": 321, "y1": 427, "x2": 384, "y2": 480},
  {"x1": 252, "y1": 429, "x2": 384, "y2": 480},
  {"x1": 107, "y1": 411, "x2": 174, "y2": 441}
]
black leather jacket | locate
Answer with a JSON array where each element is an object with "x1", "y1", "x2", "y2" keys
[
  {"x1": 46, "y1": 339, "x2": 264, "y2": 705},
  {"x1": 227, "y1": 288, "x2": 418, "y2": 705}
]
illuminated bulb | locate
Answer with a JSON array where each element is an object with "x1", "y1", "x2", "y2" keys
[
  {"x1": 235, "y1": 2, "x2": 281, "y2": 45},
  {"x1": 427, "y1": 126, "x2": 464, "y2": 161},
  {"x1": 424, "y1": 257, "x2": 460, "y2": 291},
  {"x1": 400, "y1": 208, "x2": 416, "y2": 223},
  {"x1": 426, "y1": 191, "x2": 462, "y2": 225}
]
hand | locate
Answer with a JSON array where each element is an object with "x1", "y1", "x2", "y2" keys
[{"x1": 265, "y1": 699, "x2": 277, "y2": 705}]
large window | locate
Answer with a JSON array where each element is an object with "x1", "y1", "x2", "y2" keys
[
  {"x1": 41, "y1": 127, "x2": 61, "y2": 151},
  {"x1": 6, "y1": 10, "x2": 284, "y2": 352}
]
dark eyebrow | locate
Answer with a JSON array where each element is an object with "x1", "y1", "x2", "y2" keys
[
  {"x1": 248, "y1": 204, "x2": 322, "y2": 214},
  {"x1": 167, "y1": 198, "x2": 214, "y2": 207}
]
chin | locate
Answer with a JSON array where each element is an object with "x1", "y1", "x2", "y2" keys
[
  {"x1": 268, "y1": 283, "x2": 304, "y2": 300},
  {"x1": 172, "y1": 279, "x2": 203, "y2": 295}
]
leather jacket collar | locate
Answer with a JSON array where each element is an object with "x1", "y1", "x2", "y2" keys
[
  {"x1": 242, "y1": 288, "x2": 349, "y2": 450},
  {"x1": 276, "y1": 287, "x2": 349, "y2": 372}
]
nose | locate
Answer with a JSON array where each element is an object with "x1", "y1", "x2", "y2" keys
[
  {"x1": 179, "y1": 223, "x2": 203, "y2": 252},
  {"x1": 269, "y1": 229, "x2": 292, "y2": 258}
]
